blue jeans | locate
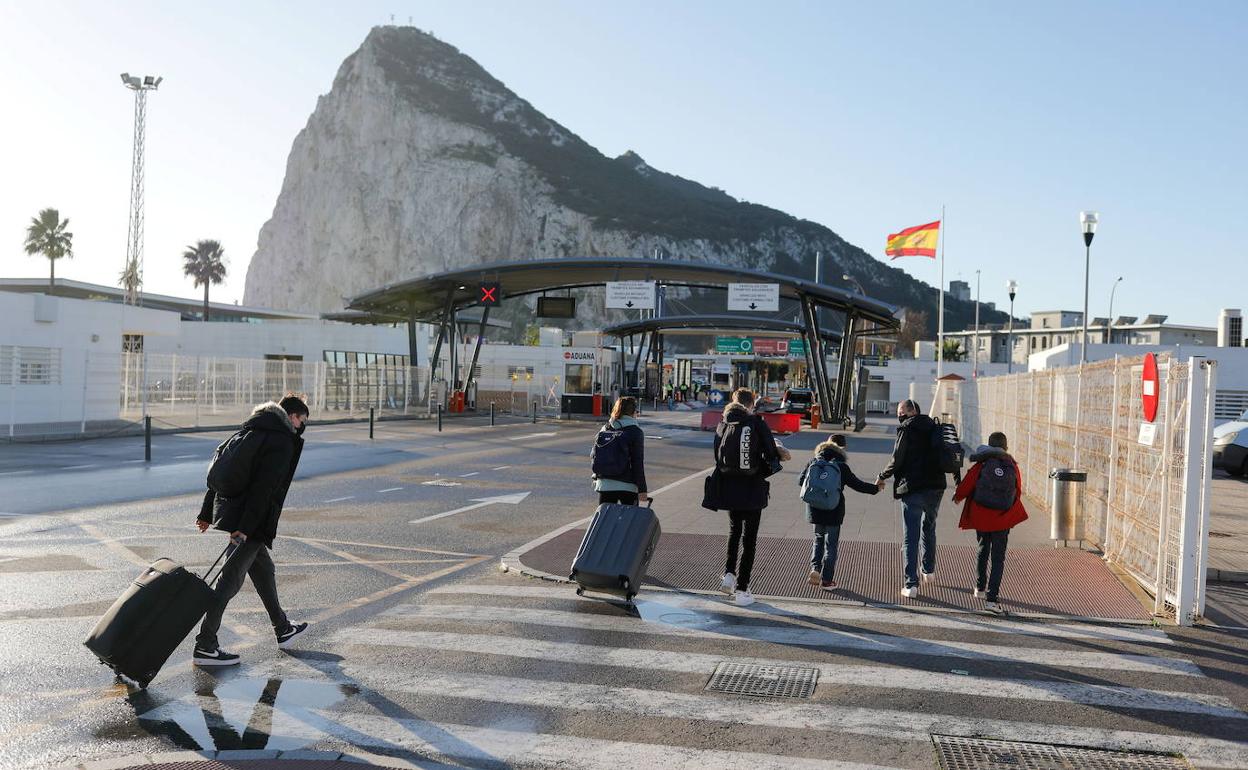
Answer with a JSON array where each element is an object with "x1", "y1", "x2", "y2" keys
[
  {"x1": 810, "y1": 524, "x2": 841, "y2": 583},
  {"x1": 901, "y1": 489, "x2": 943, "y2": 588}
]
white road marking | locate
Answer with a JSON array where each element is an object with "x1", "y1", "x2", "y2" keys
[
  {"x1": 377, "y1": 487, "x2": 403, "y2": 493},
  {"x1": 173, "y1": 454, "x2": 198, "y2": 459},
  {"x1": 383, "y1": 604, "x2": 1201, "y2": 676},
  {"x1": 429, "y1": 584, "x2": 1172, "y2": 645},
  {"x1": 650, "y1": 466, "x2": 716, "y2": 496},
  {"x1": 122, "y1": 459, "x2": 146, "y2": 463},
  {"x1": 410, "y1": 492, "x2": 531, "y2": 525},
  {"x1": 61, "y1": 464, "x2": 97, "y2": 470},
  {"x1": 307, "y1": 710, "x2": 894, "y2": 770},
  {"x1": 325, "y1": 671, "x2": 1248, "y2": 769},
  {"x1": 459, "y1": 471, "x2": 479, "y2": 477},
  {"x1": 341, "y1": 628, "x2": 1237, "y2": 717},
  {"x1": 0, "y1": 470, "x2": 32, "y2": 476},
  {"x1": 421, "y1": 479, "x2": 461, "y2": 487},
  {"x1": 508, "y1": 432, "x2": 557, "y2": 440},
  {"x1": 492, "y1": 465, "x2": 511, "y2": 470},
  {"x1": 323, "y1": 496, "x2": 355, "y2": 503}
]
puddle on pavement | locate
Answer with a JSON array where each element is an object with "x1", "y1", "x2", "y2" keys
[
  {"x1": 632, "y1": 598, "x2": 723, "y2": 629},
  {"x1": 108, "y1": 675, "x2": 359, "y2": 752}
]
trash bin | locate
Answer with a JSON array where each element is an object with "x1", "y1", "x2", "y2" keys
[{"x1": 1049, "y1": 468, "x2": 1087, "y2": 541}]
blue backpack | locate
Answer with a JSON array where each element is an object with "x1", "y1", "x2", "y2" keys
[
  {"x1": 800, "y1": 458, "x2": 842, "y2": 509},
  {"x1": 591, "y1": 425, "x2": 631, "y2": 479}
]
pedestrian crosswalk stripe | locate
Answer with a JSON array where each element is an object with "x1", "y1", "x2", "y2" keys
[
  {"x1": 383, "y1": 603, "x2": 1203, "y2": 676},
  {"x1": 329, "y1": 669, "x2": 1248, "y2": 769},
  {"x1": 337, "y1": 628, "x2": 1243, "y2": 718},
  {"x1": 304, "y1": 710, "x2": 905, "y2": 770},
  {"x1": 427, "y1": 584, "x2": 1173, "y2": 645}
]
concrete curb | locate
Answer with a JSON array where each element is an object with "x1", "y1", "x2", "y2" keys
[
  {"x1": 1207, "y1": 568, "x2": 1248, "y2": 583},
  {"x1": 51, "y1": 748, "x2": 425, "y2": 769}
]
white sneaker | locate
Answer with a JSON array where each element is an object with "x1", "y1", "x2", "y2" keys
[
  {"x1": 973, "y1": 589, "x2": 987, "y2": 599},
  {"x1": 921, "y1": 571, "x2": 935, "y2": 583},
  {"x1": 901, "y1": 586, "x2": 918, "y2": 599},
  {"x1": 984, "y1": 601, "x2": 1005, "y2": 614},
  {"x1": 720, "y1": 573, "x2": 736, "y2": 593},
  {"x1": 732, "y1": 590, "x2": 755, "y2": 607}
]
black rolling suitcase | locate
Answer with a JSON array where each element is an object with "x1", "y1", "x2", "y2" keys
[
  {"x1": 570, "y1": 501, "x2": 661, "y2": 601},
  {"x1": 84, "y1": 541, "x2": 236, "y2": 688}
]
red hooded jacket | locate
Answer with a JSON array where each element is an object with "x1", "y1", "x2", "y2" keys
[{"x1": 953, "y1": 448, "x2": 1029, "y2": 532}]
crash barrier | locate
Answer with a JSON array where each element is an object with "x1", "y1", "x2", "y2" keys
[
  {"x1": 760, "y1": 412, "x2": 801, "y2": 434},
  {"x1": 946, "y1": 354, "x2": 1217, "y2": 625}
]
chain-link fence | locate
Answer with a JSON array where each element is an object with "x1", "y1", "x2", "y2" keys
[{"x1": 949, "y1": 354, "x2": 1217, "y2": 625}]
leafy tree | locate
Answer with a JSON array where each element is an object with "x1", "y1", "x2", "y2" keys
[
  {"x1": 523, "y1": 324, "x2": 540, "y2": 346},
  {"x1": 940, "y1": 339, "x2": 966, "y2": 362},
  {"x1": 181, "y1": 240, "x2": 227, "y2": 322},
  {"x1": 894, "y1": 309, "x2": 930, "y2": 359},
  {"x1": 23, "y1": 208, "x2": 73, "y2": 293},
  {"x1": 119, "y1": 260, "x2": 142, "y2": 302}
]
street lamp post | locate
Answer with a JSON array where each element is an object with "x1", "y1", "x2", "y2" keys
[
  {"x1": 1107, "y1": 276, "x2": 1123, "y2": 344},
  {"x1": 973, "y1": 269, "x2": 981, "y2": 377},
  {"x1": 1006, "y1": 280, "x2": 1018, "y2": 374},
  {"x1": 1079, "y1": 211, "x2": 1099, "y2": 363}
]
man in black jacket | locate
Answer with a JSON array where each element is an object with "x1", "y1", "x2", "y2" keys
[
  {"x1": 193, "y1": 395, "x2": 310, "y2": 666},
  {"x1": 876, "y1": 399, "x2": 947, "y2": 599}
]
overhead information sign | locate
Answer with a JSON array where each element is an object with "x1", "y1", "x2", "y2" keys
[
  {"x1": 605, "y1": 281, "x2": 656, "y2": 310},
  {"x1": 728, "y1": 283, "x2": 780, "y2": 312},
  {"x1": 716, "y1": 337, "x2": 753, "y2": 354}
]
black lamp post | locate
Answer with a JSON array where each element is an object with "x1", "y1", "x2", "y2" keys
[
  {"x1": 1006, "y1": 279, "x2": 1018, "y2": 374},
  {"x1": 1079, "y1": 211, "x2": 1099, "y2": 364}
]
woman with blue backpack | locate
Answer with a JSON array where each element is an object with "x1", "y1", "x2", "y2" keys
[
  {"x1": 590, "y1": 397, "x2": 649, "y2": 506},
  {"x1": 952, "y1": 431, "x2": 1028, "y2": 614},
  {"x1": 797, "y1": 434, "x2": 880, "y2": 591}
]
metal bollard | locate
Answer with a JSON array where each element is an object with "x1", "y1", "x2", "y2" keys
[
  {"x1": 437, "y1": 403, "x2": 443, "y2": 432},
  {"x1": 490, "y1": 401, "x2": 496, "y2": 426},
  {"x1": 369, "y1": 407, "x2": 375, "y2": 439},
  {"x1": 144, "y1": 416, "x2": 151, "y2": 462},
  {"x1": 531, "y1": 399, "x2": 537, "y2": 424}
]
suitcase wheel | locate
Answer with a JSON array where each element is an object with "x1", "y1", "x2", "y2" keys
[
  {"x1": 626, "y1": 593, "x2": 636, "y2": 603},
  {"x1": 575, "y1": 587, "x2": 584, "y2": 597},
  {"x1": 621, "y1": 578, "x2": 630, "y2": 590}
]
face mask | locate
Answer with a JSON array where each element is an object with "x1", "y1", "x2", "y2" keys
[{"x1": 898, "y1": 414, "x2": 908, "y2": 424}]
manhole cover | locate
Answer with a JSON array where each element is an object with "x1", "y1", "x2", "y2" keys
[
  {"x1": 933, "y1": 735, "x2": 1191, "y2": 769},
  {"x1": 705, "y1": 662, "x2": 817, "y2": 699}
]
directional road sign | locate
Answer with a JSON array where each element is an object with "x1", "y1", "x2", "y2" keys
[
  {"x1": 605, "y1": 281, "x2": 656, "y2": 310},
  {"x1": 727, "y1": 283, "x2": 780, "y2": 312}
]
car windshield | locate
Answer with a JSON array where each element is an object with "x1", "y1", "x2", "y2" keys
[{"x1": 786, "y1": 391, "x2": 812, "y2": 402}]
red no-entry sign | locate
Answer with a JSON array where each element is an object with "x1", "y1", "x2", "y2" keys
[{"x1": 1142, "y1": 352, "x2": 1159, "y2": 423}]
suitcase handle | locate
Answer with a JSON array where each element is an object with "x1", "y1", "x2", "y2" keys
[{"x1": 202, "y1": 537, "x2": 242, "y2": 587}]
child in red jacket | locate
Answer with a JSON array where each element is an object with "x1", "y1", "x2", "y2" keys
[{"x1": 952, "y1": 431, "x2": 1028, "y2": 614}]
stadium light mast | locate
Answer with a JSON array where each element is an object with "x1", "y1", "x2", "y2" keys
[{"x1": 120, "y1": 73, "x2": 162, "y2": 305}]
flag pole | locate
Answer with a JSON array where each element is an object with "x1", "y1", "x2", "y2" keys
[{"x1": 936, "y1": 205, "x2": 945, "y2": 380}]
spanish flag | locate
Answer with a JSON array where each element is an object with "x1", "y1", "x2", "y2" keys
[{"x1": 885, "y1": 220, "x2": 940, "y2": 259}]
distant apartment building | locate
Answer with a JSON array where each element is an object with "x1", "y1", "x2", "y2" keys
[
  {"x1": 943, "y1": 309, "x2": 1219, "y2": 366},
  {"x1": 1219, "y1": 309, "x2": 1243, "y2": 348},
  {"x1": 948, "y1": 280, "x2": 971, "y2": 302}
]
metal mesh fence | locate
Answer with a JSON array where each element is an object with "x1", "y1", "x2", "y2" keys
[{"x1": 954, "y1": 354, "x2": 1212, "y2": 617}]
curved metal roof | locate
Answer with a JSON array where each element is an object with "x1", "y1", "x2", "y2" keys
[
  {"x1": 345, "y1": 257, "x2": 900, "y2": 329},
  {"x1": 602, "y1": 314, "x2": 843, "y2": 342}
]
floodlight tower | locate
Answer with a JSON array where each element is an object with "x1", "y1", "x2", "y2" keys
[{"x1": 120, "y1": 73, "x2": 162, "y2": 305}]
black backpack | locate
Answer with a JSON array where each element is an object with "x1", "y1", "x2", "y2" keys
[
  {"x1": 206, "y1": 429, "x2": 260, "y2": 497},
  {"x1": 716, "y1": 417, "x2": 759, "y2": 476},
  {"x1": 931, "y1": 420, "x2": 964, "y2": 475},
  {"x1": 591, "y1": 425, "x2": 631, "y2": 479},
  {"x1": 973, "y1": 456, "x2": 1017, "y2": 511}
]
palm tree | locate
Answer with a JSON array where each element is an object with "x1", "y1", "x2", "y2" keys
[
  {"x1": 23, "y1": 208, "x2": 73, "y2": 293},
  {"x1": 181, "y1": 239, "x2": 227, "y2": 322},
  {"x1": 940, "y1": 338, "x2": 967, "y2": 362}
]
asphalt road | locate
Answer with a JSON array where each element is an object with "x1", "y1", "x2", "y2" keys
[{"x1": 2, "y1": 414, "x2": 1247, "y2": 769}]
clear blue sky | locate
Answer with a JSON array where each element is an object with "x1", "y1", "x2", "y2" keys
[{"x1": 2, "y1": 0, "x2": 1243, "y2": 325}]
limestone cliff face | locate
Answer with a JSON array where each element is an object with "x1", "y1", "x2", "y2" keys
[{"x1": 244, "y1": 26, "x2": 1001, "y2": 335}]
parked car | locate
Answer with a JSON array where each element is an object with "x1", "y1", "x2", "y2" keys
[
  {"x1": 1214, "y1": 408, "x2": 1248, "y2": 477},
  {"x1": 779, "y1": 387, "x2": 814, "y2": 419}
]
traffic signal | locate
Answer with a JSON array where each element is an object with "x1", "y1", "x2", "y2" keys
[{"x1": 478, "y1": 282, "x2": 501, "y2": 306}]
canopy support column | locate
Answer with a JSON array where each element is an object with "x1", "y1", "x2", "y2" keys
[
  {"x1": 427, "y1": 290, "x2": 454, "y2": 408},
  {"x1": 833, "y1": 312, "x2": 860, "y2": 421},
  {"x1": 801, "y1": 295, "x2": 833, "y2": 418},
  {"x1": 464, "y1": 306, "x2": 489, "y2": 408},
  {"x1": 407, "y1": 311, "x2": 420, "y2": 403}
]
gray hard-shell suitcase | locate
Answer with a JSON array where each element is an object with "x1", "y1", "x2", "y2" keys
[
  {"x1": 84, "y1": 541, "x2": 236, "y2": 688},
  {"x1": 570, "y1": 501, "x2": 661, "y2": 601}
]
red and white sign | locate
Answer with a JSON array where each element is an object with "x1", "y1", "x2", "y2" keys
[
  {"x1": 1141, "y1": 352, "x2": 1159, "y2": 423},
  {"x1": 751, "y1": 338, "x2": 790, "y2": 356}
]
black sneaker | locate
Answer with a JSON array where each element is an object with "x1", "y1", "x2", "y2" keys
[
  {"x1": 193, "y1": 647, "x2": 240, "y2": 666},
  {"x1": 276, "y1": 621, "x2": 309, "y2": 649}
]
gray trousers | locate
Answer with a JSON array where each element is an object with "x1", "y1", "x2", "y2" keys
[{"x1": 196, "y1": 538, "x2": 289, "y2": 650}]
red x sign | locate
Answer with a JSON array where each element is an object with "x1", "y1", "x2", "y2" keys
[{"x1": 478, "y1": 282, "x2": 500, "y2": 306}]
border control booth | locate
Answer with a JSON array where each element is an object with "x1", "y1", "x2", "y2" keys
[{"x1": 342, "y1": 258, "x2": 900, "y2": 423}]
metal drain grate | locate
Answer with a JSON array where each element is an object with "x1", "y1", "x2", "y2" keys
[
  {"x1": 705, "y1": 662, "x2": 818, "y2": 699},
  {"x1": 933, "y1": 735, "x2": 1192, "y2": 769}
]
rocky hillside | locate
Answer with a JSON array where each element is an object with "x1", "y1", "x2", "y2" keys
[{"x1": 243, "y1": 26, "x2": 1006, "y2": 337}]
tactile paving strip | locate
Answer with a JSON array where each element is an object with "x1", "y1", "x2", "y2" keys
[
  {"x1": 705, "y1": 661, "x2": 818, "y2": 698},
  {"x1": 932, "y1": 734, "x2": 1192, "y2": 769},
  {"x1": 526, "y1": 531, "x2": 1150, "y2": 619}
]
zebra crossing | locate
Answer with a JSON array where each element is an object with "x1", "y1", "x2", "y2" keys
[{"x1": 139, "y1": 577, "x2": 1248, "y2": 769}]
